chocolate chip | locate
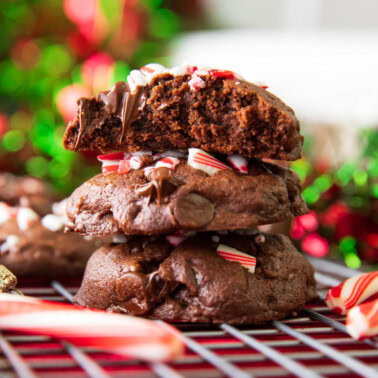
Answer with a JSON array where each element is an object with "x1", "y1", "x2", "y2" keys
[{"x1": 173, "y1": 192, "x2": 214, "y2": 228}]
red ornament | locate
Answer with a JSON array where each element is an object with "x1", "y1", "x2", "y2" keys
[
  {"x1": 301, "y1": 233, "x2": 329, "y2": 258},
  {"x1": 82, "y1": 52, "x2": 114, "y2": 92},
  {"x1": 56, "y1": 84, "x2": 90, "y2": 123}
]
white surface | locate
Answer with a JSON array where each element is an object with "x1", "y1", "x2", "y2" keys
[{"x1": 172, "y1": 29, "x2": 378, "y2": 126}]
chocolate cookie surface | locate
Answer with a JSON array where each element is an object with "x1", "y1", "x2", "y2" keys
[
  {"x1": 63, "y1": 65, "x2": 302, "y2": 160},
  {"x1": 0, "y1": 173, "x2": 58, "y2": 216},
  {"x1": 74, "y1": 232, "x2": 317, "y2": 324},
  {"x1": 0, "y1": 216, "x2": 107, "y2": 278},
  {"x1": 66, "y1": 158, "x2": 307, "y2": 235}
]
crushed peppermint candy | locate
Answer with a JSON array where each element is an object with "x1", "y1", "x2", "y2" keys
[
  {"x1": 41, "y1": 214, "x2": 65, "y2": 232},
  {"x1": 125, "y1": 63, "x2": 250, "y2": 93},
  {"x1": 226, "y1": 155, "x2": 249, "y2": 174},
  {"x1": 0, "y1": 202, "x2": 16, "y2": 224},
  {"x1": 216, "y1": 244, "x2": 256, "y2": 273},
  {"x1": 254, "y1": 235, "x2": 265, "y2": 244},
  {"x1": 166, "y1": 233, "x2": 187, "y2": 247},
  {"x1": 188, "y1": 75, "x2": 206, "y2": 91},
  {"x1": 17, "y1": 208, "x2": 40, "y2": 231},
  {"x1": 0, "y1": 235, "x2": 20, "y2": 254},
  {"x1": 155, "y1": 157, "x2": 181, "y2": 170},
  {"x1": 187, "y1": 148, "x2": 231, "y2": 176}
]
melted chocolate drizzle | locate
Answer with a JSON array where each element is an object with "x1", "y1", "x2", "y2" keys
[
  {"x1": 75, "y1": 81, "x2": 147, "y2": 150},
  {"x1": 75, "y1": 99, "x2": 92, "y2": 150},
  {"x1": 137, "y1": 167, "x2": 180, "y2": 205}
]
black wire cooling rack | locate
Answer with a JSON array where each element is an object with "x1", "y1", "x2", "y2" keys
[{"x1": 1, "y1": 257, "x2": 378, "y2": 378}]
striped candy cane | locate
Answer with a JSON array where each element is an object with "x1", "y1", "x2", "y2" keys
[
  {"x1": 187, "y1": 148, "x2": 231, "y2": 176},
  {"x1": 226, "y1": 155, "x2": 249, "y2": 174},
  {"x1": 216, "y1": 244, "x2": 256, "y2": 273},
  {"x1": 325, "y1": 272, "x2": 378, "y2": 315},
  {"x1": 346, "y1": 298, "x2": 378, "y2": 340},
  {"x1": 0, "y1": 294, "x2": 183, "y2": 361}
]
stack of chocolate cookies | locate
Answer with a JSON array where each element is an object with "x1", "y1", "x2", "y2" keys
[{"x1": 63, "y1": 64, "x2": 317, "y2": 324}]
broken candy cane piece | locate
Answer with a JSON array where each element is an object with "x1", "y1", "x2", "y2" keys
[
  {"x1": 226, "y1": 155, "x2": 249, "y2": 174},
  {"x1": 127, "y1": 70, "x2": 147, "y2": 92},
  {"x1": 98, "y1": 152, "x2": 128, "y2": 175},
  {"x1": 17, "y1": 208, "x2": 39, "y2": 231},
  {"x1": 118, "y1": 156, "x2": 145, "y2": 174},
  {"x1": 325, "y1": 272, "x2": 378, "y2": 315},
  {"x1": 346, "y1": 298, "x2": 378, "y2": 340},
  {"x1": 155, "y1": 157, "x2": 181, "y2": 170},
  {"x1": 140, "y1": 63, "x2": 165, "y2": 83},
  {"x1": 166, "y1": 233, "x2": 187, "y2": 246},
  {"x1": 188, "y1": 148, "x2": 231, "y2": 176},
  {"x1": 188, "y1": 75, "x2": 206, "y2": 91},
  {"x1": 97, "y1": 152, "x2": 129, "y2": 162},
  {"x1": 0, "y1": 293, "x2": 183, "y2": 361},
  {"x1": 216, "y1": 244, "x2": 256, "y2": 273}
]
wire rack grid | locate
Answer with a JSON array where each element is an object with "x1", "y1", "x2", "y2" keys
[{"x1": 1, "y1": 257, "x2": 378, "y2": 378}]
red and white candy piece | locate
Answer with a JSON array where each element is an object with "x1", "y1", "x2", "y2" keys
[
  {"x1": 188, "y1": 148, "x2": 231, "y2": 176},
  {"x1": 127, "y1": 70, "x2": 148, "y2": 92},
  {"x1": 155, "y1": 157, "x2": 181, "y2": 170},
  {"x1": 325, "y1": 272, "x2": 378, "y2": 315},
  {"x1": 226, "y1": 155, "x2": 249, "y2": 174},
  {"x1": 140, "y1": 63, "x2": 165, "y2": 83},
  {"x1": 0, "y1": 293, "x2": 183, "y2": 361},
  {"x1": 0, "y1": 202, "x2": 17, "y2": 224},
  {"x1": 166, "y1": 232, "x2": 187, "y2": 247},
  {"x1": 98, "y1": 152, "x2": 129, "y2": 175},
  {"x1": 346, "y1": 298, "x2": 378, "y2": 340},
  {"x1": 118, "y1": 156, "x2": 145, "y2": 174},
  {"x1": 17, "y1": 207, "x2": 39, "y2": 231},
  {"x1": 216, "y1": 244, "x2": 256, "y2": 273},
  {"x1": 188, "y1": 75, "x2": 206, "y2": 91}
]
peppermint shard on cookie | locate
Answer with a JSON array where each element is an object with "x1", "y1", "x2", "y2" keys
[{"x1": 63, "y1": 64, "x2": 303, "y2": 160}]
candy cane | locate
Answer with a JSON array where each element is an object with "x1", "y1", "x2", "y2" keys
[
  {"x1": 226, "y1": 155, "x2": 249, "y2": 174},
  {"x1": 0, "y1": 294, "x2": 183, "y2": 361},
  {"x1": 216, "y1": 244, "x2": 256, "y2": 273},
  {"x1": 188, "y1": 148, "x2": 231, "y2": 176},
  {"x1": 346, "y1": 298, "x2": 378, "y2": 340},
  {"x1": 155, "y1": 157, "x2": 180, "y2": 170},
  {"x1": 325, "y1": 272, "x2": 378, "y2": 315}
]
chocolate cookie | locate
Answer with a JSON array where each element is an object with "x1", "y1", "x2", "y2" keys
[
  {"x1": 74, "y1": 232, "x2": 317, "y2": 324},
  {"x1": 63, "y1": 64, "x2": 302, "y2": 160},
  {"x1": 66, "y1": 157, "x2": 307, "y2": 235},
  {"x1": 0, "y1": 173, "x2": 58, "y2": 216},
  {"x1": 0, "y1": 206, "x2": 107, "y2": 277}
]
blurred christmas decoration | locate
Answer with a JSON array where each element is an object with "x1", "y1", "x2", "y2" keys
[
  {"x1": 290, "y1": 128, "x2": 378, "y2": 269},
  {"x1": 0, "y1": 0, "x2": 201, "y2": 193}
]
